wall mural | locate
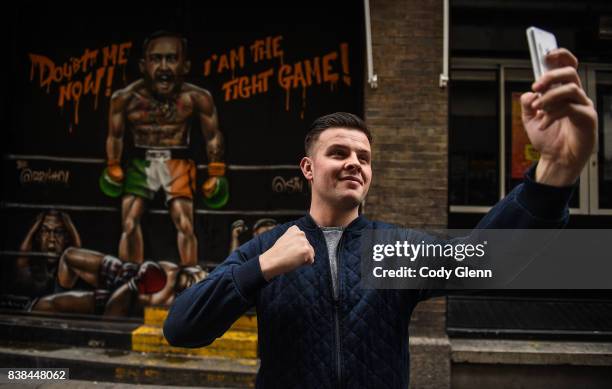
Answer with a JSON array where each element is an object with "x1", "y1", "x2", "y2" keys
[{"x1": 2, "y1": 2, "x2": 364, "y2": 318}]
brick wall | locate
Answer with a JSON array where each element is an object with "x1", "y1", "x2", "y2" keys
[
  {"x1": 364, "y1": 2, "x2": 451, "y2": 387},
  {"x1": 365, "y1": 0, "x2": 448, "y2": 229}
]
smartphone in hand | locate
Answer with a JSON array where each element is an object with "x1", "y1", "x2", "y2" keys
[{"x1": 527, "y1": 26, "x2": 558, "y2": 81}]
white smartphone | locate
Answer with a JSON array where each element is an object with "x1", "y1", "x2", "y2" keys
[{"x1": 526, "y1": 26, "x2": 558, "y2": 81}]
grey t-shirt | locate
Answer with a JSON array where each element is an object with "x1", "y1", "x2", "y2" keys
[{"x1": 321, "y1": 226, "x2": 344, "y2": 299}]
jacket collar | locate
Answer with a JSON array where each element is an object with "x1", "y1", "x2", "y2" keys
[{"x1": 297, "y1": 213, "x2": 369, "y2": 232}]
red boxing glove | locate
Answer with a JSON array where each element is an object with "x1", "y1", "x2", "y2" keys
[{"x1": 128, "y1": 261, "x2": 167, "y2": 294}]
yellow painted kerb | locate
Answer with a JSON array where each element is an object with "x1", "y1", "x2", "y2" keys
[{"x1": 132, "y1": 308, "x2": 258, "y2": 359}]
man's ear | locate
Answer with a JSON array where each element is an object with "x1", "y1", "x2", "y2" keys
[
  {"x1": 300, "y1": 157, "x2": 313, "y2": 181},
  {"x1": 139, "y1": 59, "x2": 145, "y2": 74}
]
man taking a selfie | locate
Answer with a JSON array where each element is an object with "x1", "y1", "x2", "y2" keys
[{"x1": 163, "y1": 48, "x2": 597, "y2": 388}]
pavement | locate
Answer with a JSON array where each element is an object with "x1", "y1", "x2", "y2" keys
[{"x1": 0, "y1": 380, "x2": 235, "y2": 388}]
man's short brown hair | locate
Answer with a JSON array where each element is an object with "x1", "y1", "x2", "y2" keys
[{"x1": 304, "y1": 112, "x2": 372, "y2": 156}]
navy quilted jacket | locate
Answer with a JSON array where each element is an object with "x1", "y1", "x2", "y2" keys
[{"x1": 164, "y1": 169, "x2": 573, "y2": 389}]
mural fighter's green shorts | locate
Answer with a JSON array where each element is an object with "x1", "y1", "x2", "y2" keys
[{"x1": 124, "y1": 158, "x2": 196, "y2": 203}]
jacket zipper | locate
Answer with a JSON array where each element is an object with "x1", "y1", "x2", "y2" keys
[
  {"x1": 333, "y1": 234, "x2": 344, "y2": 389},
  {"x1": 318, "y1": 226, "x2": 345, "y2": 389},
  {"x1": 334, "y1": 300, "x2": 342, "y2": 389}
]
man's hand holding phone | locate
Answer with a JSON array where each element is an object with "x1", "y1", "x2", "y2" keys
[{"x1": 522, "y1": 28, "x2": 598, "y2": 187}]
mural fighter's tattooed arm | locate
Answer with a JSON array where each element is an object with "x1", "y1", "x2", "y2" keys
[
  {"x1": 196, "y1": 88, "x2": 223, "y2": 162},
  {"x1": 104, "y1": 89, "x2": 130, "y2": 184},
  {"x1": 195, "y1": 87, "x2": 229, "y2": 209}
]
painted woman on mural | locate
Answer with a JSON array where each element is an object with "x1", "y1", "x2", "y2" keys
[{"x1": 100, "y1": 31, "x2": 228, "y2": 266}]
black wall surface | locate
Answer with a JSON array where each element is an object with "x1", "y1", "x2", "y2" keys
[{"x1": 2, "y1": 2, "x2": 364, "y2": 300}]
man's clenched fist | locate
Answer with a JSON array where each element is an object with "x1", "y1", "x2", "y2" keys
[{"x1": 259, "y1": 226, "x2": 315, "y2": 281}]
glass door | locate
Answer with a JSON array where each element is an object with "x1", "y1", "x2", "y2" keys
[{"x1": 587, "y1": 67, "x2": 612, "y2": 214}]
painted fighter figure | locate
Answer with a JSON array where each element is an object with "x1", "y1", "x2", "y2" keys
[
  {"x1": 100, "y1": 31, "x2": 228, "y2": 266},
  {"x1": 229, "y1": 218, "x2": 278, "y2": 254},
  {"x1": 13, "y1": 210, "x2": 81, "y2": 297},
  {"x1": 31, "y1": 247, "x2": 207, "y2": 317}
]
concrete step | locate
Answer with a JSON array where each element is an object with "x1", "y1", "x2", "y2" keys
[
  {"x1": 0, "y1": 340, "x2": 258, "y2": 388},
  {"x1": 1, "y1": 310, "x2": 259, "y2": 360},
  {"x1": 0, "y1": 312, "x2": 138, "y2": 350},
  {"x1": 451, "y1": 338, "x2": 612, "y2": 389}
]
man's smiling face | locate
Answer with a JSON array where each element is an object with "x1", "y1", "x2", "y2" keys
[{"x1": 301, "y1": 127, "x2": 372, "y2": 211}]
